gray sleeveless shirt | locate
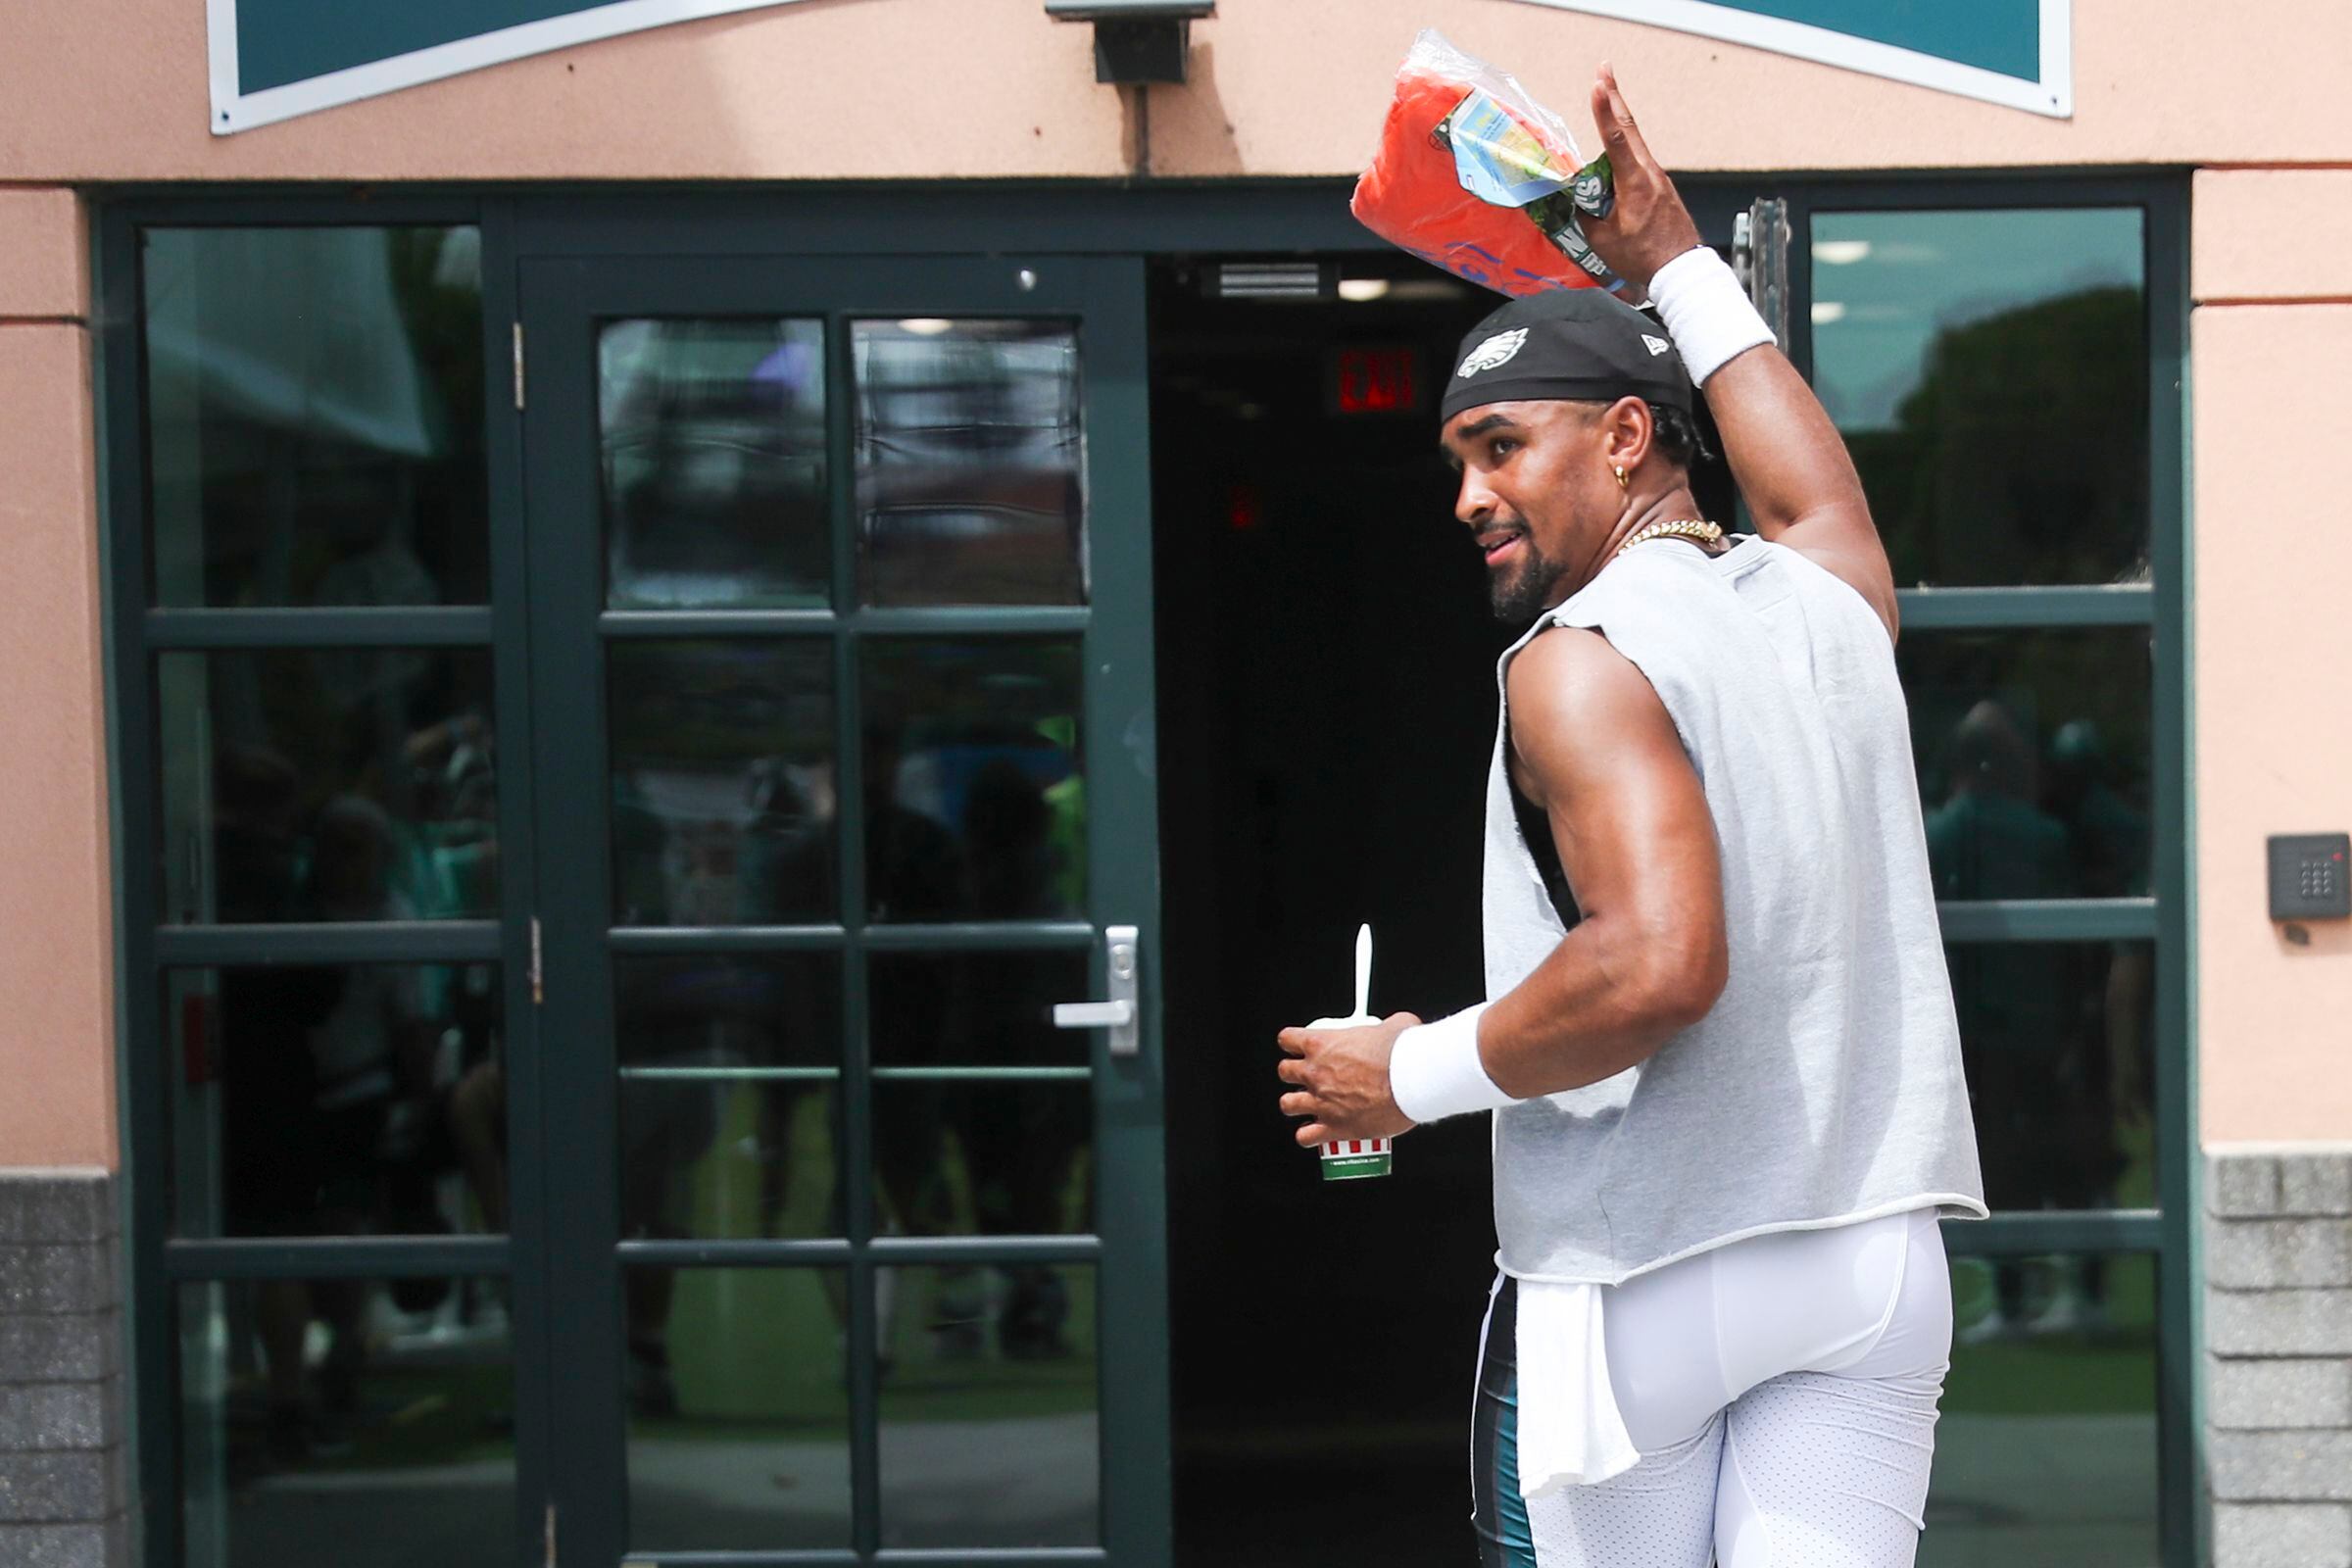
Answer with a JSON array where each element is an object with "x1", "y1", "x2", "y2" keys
[{"x1": 1487, "y1": 536, "x2": 1985, "y2": 1285}]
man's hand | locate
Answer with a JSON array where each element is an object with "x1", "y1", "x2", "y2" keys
[
  {"x1": 1276, "y1": 1013, "x2": 1423, "y2": 1147},
  {"x1": 1578, "y1": 65, "x2": 1702, "y2": 296}
]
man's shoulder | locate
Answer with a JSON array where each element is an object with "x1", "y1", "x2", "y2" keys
[
  {"x1": 1505, "y1": 622, "x2": 1667, "y2": 741},
  {"x1": 1509, "y1": 619, "x2": 1621, "y2": 687}
]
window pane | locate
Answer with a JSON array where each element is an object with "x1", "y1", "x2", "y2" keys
[
  {"x1": 601, "y1": 318, "x2": 831, "y2": 609},
  {"x1": 1904, "y1": 629, "x2": 2152, "y2": 901},
  {"x1": 159, "y1": 649, "x2": 498, "y2": 923},
  {"x1": 177, "y1": 1278, "x2": 514, "y2": 1568},
  {"x1": 616, "y1": 955, "x2": 841, "y2": 1242},
  {"x1": 866, "y1": 951, "x2": 1091, "y2": 1237},
  {"x1": 167, "y1": 965, "x2": 505, "y2": 1241},
  {"x1": 143, "y1": 227, "x2": 488, "y2": 610},
  {"x1": 1949, "y1": 942, "x2": 2156, "y2": 1213},
  {"x1": 860, "y1": 639, "x2": 1085, "y2": 922},
  {"x1": 609, "y1": 640, "x2": 837, "y2": 925},
  {"x1": 867, "y1": 951, "x2": 1088, "y2": 1067},
  {"x1": 878, "y1": 1263, "x2": 1100, "y2": 1547},
  {"x1": 623, "y1": 1266, "x2": 851, "y2": 1551},
  {"x1": 1811, "y1": 210, "x2": 2146, "y2": 587},
  {"x1": 855, "y1": 319, "x2": 1086, "y2": 607},
  {"x1": 1927, "y1": 1251, "x2": 2156, "y2": 1564}
]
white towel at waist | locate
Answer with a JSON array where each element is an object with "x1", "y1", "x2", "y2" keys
[{"x1": 1514, "y1": 1278, "x2": 1641, "y2": 1495}]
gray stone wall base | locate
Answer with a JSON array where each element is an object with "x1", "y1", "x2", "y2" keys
[
  {"x1": 2212, "y1": 1149, "x2": 2352, "y2": 1565},
  {"x1": 2214, "y1": 1504, "x2": 2352, "y2": 1568},
  {"x1": 0, "y1": 1520, "x2": 131, "y2": 1568},
  {"x1": 0, "y1": 1172, "x2": 125, "y2": 1568}
]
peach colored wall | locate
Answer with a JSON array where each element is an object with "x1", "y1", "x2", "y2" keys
[
  {"x1": 0, "y1": 0, "x2": 2348, "y2": 182},
  {"x1": 0, "y1": 192, "x2": 118, "y2": 1170},
  {"x1": 7, "y1": 6, "x2": 2352, "y2": 1155},
  {"x1": 2192, "y1": 173, "x2": 2352, "y2": 1142}
]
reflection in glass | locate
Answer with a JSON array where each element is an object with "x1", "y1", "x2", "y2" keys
[
  {"x1": 1811, "y1": 210, "x2": 2147, "y2": 587},
  {"x1": 1948, "y1": 942, "x2": 2156, "y2": 1215},
  {"x1": 867, "y1": 951, "x2": 1087, "y2": 1066},
  {"x1": 874, "y1": 1081, "x2": 1091, "y2": 1239},
  {"x1": 855, "y1": 319, "x2": 1086, "y2": 607},
  {"x1": 865, "y1": 951, "x2": 1090, "y2": 1237},
  {"x1": 609, "y1": 640, "x2": 837, "y2": 925},
  {"x1": 177, "y1": 1278, "x2": 515, "y2": 1568},
  {"x1": 159, "y1": 649, "x2": 499, "y2": 924},
  {"x1": 623, "y1": 1267, "x2": 851, "y2": 1551},
  {"x1": 860, "y1": 640, "x2": 1085, "y2": 922},
  {"x1": 1903, "y1": 629, "x2": 2152, "y2": 902},
  {"x1": 143, "y1": 227, "x2": 489, "y2": 610},
  {"x1": 1925, "y1": 1251, "x2": 2156, "y2": 1564},
  {"x1": 167, "y1": 966, "x2": 505, "y2": 1242},
  {"x1": 878, "y1": 1264, "x2": 1100, "y2": 1548},
  {"x1": 601, "y1": 318, "x2": 830, "y2": 609},
  {"x1": 616, "y1": 956, "x2": 842, "y2": 1243}
]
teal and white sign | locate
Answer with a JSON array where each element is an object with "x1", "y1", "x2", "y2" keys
[
  {"x1": 212, "y1": 0, "x2": 2071, "y2": 134},
  {"x1": 1499, "y1": 0, "x2": 2070, "y2": 117},
  {"x1": 207, "y1": 0, "x2": 824, "y2": 133}
]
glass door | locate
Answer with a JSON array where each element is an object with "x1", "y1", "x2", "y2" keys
[{"x1": 516, "y1": 254, "x2": 1167, "y2": 1567}]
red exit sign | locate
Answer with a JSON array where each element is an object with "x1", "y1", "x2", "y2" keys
[{"x1": 1331, "y1": 346, "x2": 1421, "y2": 415}]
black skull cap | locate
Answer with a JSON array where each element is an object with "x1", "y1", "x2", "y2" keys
[{"x1": 1441, "y1": 286, "x2": 1692, "y2": 423}]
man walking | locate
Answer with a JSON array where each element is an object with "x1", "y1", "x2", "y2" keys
[{"x1": 1278, "y1": 69, "x2": 1984, "y2": 1566}]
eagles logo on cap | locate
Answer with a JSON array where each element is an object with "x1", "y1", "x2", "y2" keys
[
  {"x1": 1439, "y1": 288, "x2": 1694, "y2": 423},
  {"x1": 1456, "y1": 327, "x2": 1529, "y2": 379}
]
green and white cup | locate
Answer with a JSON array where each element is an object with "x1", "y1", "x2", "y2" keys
[
  {"x1": 1320, "y1": 1134, "x2": 1394, "y2": 1181},
  {"x1": 1307, "y1": 925, "x2": 1392, "y2": 1181}
]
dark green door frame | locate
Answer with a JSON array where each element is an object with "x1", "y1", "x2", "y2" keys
[
  {"x1": 517, "y1": 252, "x2": 1167, "y2": 1566},
  {"x1": 95, "y1": 170, "x2": 2191, "y2": 1568}
]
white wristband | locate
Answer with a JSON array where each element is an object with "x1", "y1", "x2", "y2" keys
[
  {"x1": 1646, "y1": 246, "x2": 1775, "y2": 387},
  {"x1": 1390, "y1": 1003, "x2": 1515, "y2": 1124}
]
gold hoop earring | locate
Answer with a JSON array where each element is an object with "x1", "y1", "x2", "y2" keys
[{"x1": 1613, "y1": 465, "x2": 1628, "y2": 491}]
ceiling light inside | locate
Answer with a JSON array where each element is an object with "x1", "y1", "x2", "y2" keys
[
  {"x1": 1337, "y1": 278, "x2": 1392, "y2": 303},
  {"x1": 1813, "y1": 240, "x2": 1873, "y2": 267}
]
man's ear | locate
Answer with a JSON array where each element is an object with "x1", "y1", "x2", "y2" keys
[{"x1": 1601, "y1": 395, "x2": 1656, "y2": 474}]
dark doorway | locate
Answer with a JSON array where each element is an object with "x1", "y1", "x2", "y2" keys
[
  {"x1": 1149, "y1": 254, "x2": 1740, "y2": 1565},
  {"x1": 1152, "y1": 255, "x2": 1500, "y2": 1567}
]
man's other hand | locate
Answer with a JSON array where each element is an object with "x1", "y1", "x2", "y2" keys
[
  {"x1": 1581, "y1": 64, "x2": 1704, "y2": 296},
  {"x1": 1277, "y1": 1013, "x2": 1423, "y2": 1146}
]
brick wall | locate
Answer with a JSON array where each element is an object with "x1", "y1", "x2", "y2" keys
[
  {"x1": 0, "y1": 1172, "x2": 127, "y2": 1568},
  {"x1": 2208, "y1": 1148, "x2": 2352, "y2": 1567}
]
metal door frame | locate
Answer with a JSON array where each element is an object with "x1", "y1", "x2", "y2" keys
[
  {"x1": 515, "y1": 249, "x2": 1167, "y2": 1566},
  {"x1": 94, "y1": 170, "x2": 2191, "y2": 1567}
]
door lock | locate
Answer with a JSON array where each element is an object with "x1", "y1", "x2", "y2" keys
[{"x1": 1052, "y1": 924, "x2": 1141, "y2": 1056}]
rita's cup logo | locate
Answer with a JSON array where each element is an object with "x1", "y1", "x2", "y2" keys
[{"x1": 1455, "y1": 326, "x2": 1529, "y2": 379}]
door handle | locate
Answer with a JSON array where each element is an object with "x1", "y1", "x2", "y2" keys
[
  {"x1": 1052, "y1": 1001, "x2": 1134, "y2": 1029},
  {"x1": 1051, "y1": 924, "x2": 1140, "y2": 1056}
]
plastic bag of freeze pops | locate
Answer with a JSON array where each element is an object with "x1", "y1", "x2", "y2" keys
[{"x1": 1350, "y1": 29, "x2": 1632, "y2": 299}]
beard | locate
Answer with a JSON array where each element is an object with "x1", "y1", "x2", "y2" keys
[{"x1": 1487, "y1": 532, "x2": 1569, "y2": 623}]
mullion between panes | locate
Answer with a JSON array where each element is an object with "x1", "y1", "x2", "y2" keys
[
  {"x1": 1941, "y1": 1209, "x2": 2161, "y2": 1257},
  {"x1": 826, "y1": 307, "x2": 887, "y2": 1560},
  {"x1": 164, "y1": 1235, "x2": 512, "y2": 1280},
  {"x1": 1893, "y1": 587, "x2": 2156, "y2": 632},
  {"x1": 145, "y1": 607, "x2": 495, "y2": 649},
  {"x1": 154, "y1": 921, "x2": 502, "y2": 967},
  {"x1": 1936, "y1": 899, "x2": 2156, "y2": 944}
]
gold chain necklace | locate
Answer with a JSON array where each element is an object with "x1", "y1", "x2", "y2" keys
[{"x1": 1616, "y1": 518, "x2": 1727, "y2": 557}]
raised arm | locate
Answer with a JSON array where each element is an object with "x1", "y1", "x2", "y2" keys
[{"x1": 1580, "y1": 67, "x2": 1899, "y2": 637}]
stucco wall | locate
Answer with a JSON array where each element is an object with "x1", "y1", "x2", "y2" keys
[
  {"x1": 0, "y1": 0, "x2": 2349, "y2": 182},
  {"x1": 0, "y1": 191, "x2": 116, "y2": 1171},
  {"x1": 6, "y1": 8, "x2": 2352, "y2": 1164},
  {"x1": 2192, "y1": 170, "x2": 2352, "y2": 1145}
]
